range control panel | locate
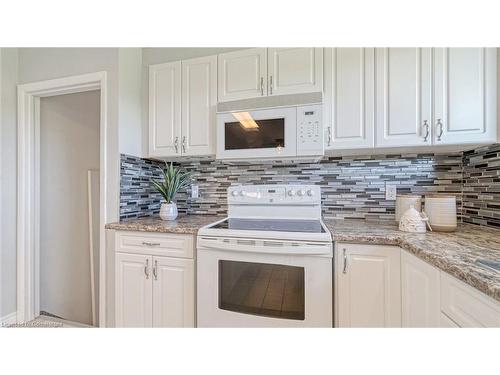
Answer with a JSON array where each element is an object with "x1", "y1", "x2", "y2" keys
[
  {"x1": 228, "y1": 184, "x2": 321, "y2": 205},
  {"x1": 297, "y1": 105, "x2": 323, "y2": 156}
]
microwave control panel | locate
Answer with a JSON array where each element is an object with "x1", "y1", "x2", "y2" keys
[{"x1": 297, "y1": 105, "x2": 324, "y2": 156}]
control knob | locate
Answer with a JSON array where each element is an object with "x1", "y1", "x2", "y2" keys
[
  {"x1": 231, "y1": 190, "x2": 238, "y2": 197},
  {"x1": 306, "y1": 189, "x2": 314, "y2": 197},
  {"x1": 297, "y1": 190, "x2": 305, "y2": 197},
  {"x1": 239, "y1": 190, "x2": 245, "y2": 196},
  {"x1": 287, "y1": 190, "x2": 295, "y2": 197}
]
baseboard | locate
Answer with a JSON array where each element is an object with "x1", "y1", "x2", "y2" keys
[{"x1": 1, "y1": 312, "x2": 17, "y2": 326}]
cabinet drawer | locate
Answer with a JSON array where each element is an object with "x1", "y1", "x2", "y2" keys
[
  {"x1": 440, "y1": 272, "x2": 500, "y2": 327},
  {"x1": 115, "y1": 231, "x2": 194, "y2": 259}
]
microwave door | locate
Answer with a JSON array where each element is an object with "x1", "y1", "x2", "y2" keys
[{"x1": 216, "y1": 108, "x2": 297, "y2": 159}]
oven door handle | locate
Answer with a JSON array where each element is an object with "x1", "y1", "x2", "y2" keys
[{"x1": 198, "y1": 237, "x2": 332, "y2": 256}]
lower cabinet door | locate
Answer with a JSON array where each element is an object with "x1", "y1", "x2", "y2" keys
[
  {"x1": 152, "y1": 256, "x2": 195, "y2": 327},
  {"x1": 115, "y1": 253, "x2": 153, "y2": 328},
  {"x1": 401, "y1": 251, "x2": 441, "y2": 327},
  {"x1": 336, "y1": 243, "x2": 401, "y2": 327}
]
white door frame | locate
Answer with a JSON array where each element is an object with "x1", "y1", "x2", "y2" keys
[{"x1": 17, "y1": 72, "x2": 108, "y2": 326}]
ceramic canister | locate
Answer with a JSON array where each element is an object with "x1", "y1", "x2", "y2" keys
[
  {"x1": 424, "y1": 195, "x2": 457, "y2": 232},
  {"x1": 395, "y1": 195, "x2": 422, "y2": 223}
]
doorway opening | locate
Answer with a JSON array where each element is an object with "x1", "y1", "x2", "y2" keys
[{"x1": 17, "y1": 72, "x2": 108, "y2": 326}]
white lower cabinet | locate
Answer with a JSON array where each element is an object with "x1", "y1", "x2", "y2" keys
[
  {"x1": 336, "y1": 243, "x2": 401, "y2": 327},
  {"x1": 114, "y1": 231, "x2": 195, "y2": 328},
  {"x1": 336, "y1": 243, "x2": 500, "y2": 328},
  {"x1": 401, "y1": 251, "x2": 441, "y2": 327},
  {"x1": 115, "y1": 253, "x2": 153, "y2": 328}
]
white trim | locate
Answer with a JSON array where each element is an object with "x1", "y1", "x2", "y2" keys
[
  {"x1": 17, "y1": 72, "x2": 108, "y2": 326},
  {"x1": 1, "y1": 312, "x2": 17, "y2": 326}
]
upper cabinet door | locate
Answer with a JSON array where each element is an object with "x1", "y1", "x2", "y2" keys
[
  {"x1": 434, "y1": 48, "x2": 497, "y2": 145},
  {"x1": 181, "y1": 55, "x2": 217, "y2": 156},
  {"x1": 115, "y1": 253, "x2": 153, "y2": 328},
  {"x1": 324, "y1": 48, "x2": 375, "y2": 150},
  {"x1": 149, "y1": 61, "x2": 182, "y2": 157},
  {"x1": 218, "y1": 48, "x2": 267, "y2": 102},
  {"x1": 152, "y1": 256, "x2": 195, "y2": 328},
  {"x1": 268, "y1": 48, "x2": 323, "y2": 96},
  {"x1": 336, "y1": 243, "x2": 401, "y2": 328},
  {"x1": 375, "y1": 48, "x2": 432, "y2": 147}
]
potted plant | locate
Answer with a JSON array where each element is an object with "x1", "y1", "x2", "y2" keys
[{"x1": 151, "y1": 163, "x2": 192, "y2": 221}]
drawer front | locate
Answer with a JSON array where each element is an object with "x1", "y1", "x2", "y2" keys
[
  {"x1": 441, "y1": 273, "x2": 500, "y2": 328},
  {"x1": 115, "y1": 231, "x2": 194, "y2": 259}
]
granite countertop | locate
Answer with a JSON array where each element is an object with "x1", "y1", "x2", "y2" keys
[
  {"x1": 324, "y1": 219, "x2": 500, "y2": 303},
  {"x1": 105, "y1": 215, "x2": 224, "y2": 235}
]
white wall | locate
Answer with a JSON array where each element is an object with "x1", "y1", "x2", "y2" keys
[
  {"x1": 39, "y1": 91, "x2": 100, "y2": 325},
  {"x1": 1, "y1": 48, "x2": 18, "y2": 318}
]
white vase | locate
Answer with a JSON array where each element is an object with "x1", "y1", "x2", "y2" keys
[{"x1": 160, "y1": 202, "x2": 178, "y2": 221}]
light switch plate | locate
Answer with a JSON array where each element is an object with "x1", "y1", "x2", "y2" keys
[
  {"x1": 385, "y1": 184, "x2": 397, "y2": 200},
  {"x1": 191, "y1": 184, "x2": 199, "y2": 199}
]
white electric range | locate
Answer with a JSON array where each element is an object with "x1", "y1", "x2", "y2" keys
[{"x1": 197, "y1": 184, "x2": 333, "y2": 327}]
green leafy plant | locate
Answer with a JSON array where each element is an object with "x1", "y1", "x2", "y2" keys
[{"x1": 151, "y1": 163, "x2": 192, "y2": 204}]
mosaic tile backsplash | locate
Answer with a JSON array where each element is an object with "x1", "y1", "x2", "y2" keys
[
  {"x1": 463, "y1": 143, "x2": 500, "y2": 228},
  {"x1": 120, "y1": 144, "x2": 500, "y2": 228},
  {"x1": 120, "y1": 154, "x2": 165, "y2": 219}
]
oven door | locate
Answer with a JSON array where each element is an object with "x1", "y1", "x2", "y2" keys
[
  {"x1": 197, "y1": 236, "x2": 332, "y2": 327},
  {"x1": 216, "y1": 107, "x2": 297, "y2": 159}
]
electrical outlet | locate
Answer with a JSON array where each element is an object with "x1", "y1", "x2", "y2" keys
[
  {"x1": 385, "y1": 184, "x2": 397, "y2": 200},
  {"x1": 191, "y1": 184, "x2": 199, "y2": 199}
]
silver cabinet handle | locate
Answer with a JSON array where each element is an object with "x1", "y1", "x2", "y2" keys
[
  {"x1": 269, "y1": 75, "x2": 273, "y2": 95},
  {"x1": 260, "y1": 77, "x2": 264, "y2": 96},
  {"x1": 423, "y1": 120, "x2": 429, "y2": 142},
  {"x1": 436, "y1": 119, "x2": 444, "y2": 141},
  {"x1": 142, "y1": 241, "x2": 160, "y2": 246},
  {"x1": 327, "y1": 126, "x2": 332, "y2": 146},
  {"x1": 153, "y1": 260, "x2": 158, "y2": 280},
  {"x1": 144, "y1": 259, "x2": 150, "y2": 279},
  {"x1": 342, "y1": 248, "x2": 348, "y2": 274},
  {"x1": 182, "y1": 136, "x2": 186, "y2": 153},
  {"x1": 174, "y1": 136, "x2": 179, "y2": 153}
]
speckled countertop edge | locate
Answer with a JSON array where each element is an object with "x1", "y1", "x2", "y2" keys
[{"x1": 324, "y1": 220, "x2": 500, "y2": 303}]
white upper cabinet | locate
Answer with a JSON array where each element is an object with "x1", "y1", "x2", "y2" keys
[
  {"x1": 375, "y1": 48, "x2": 432, "y2": 147},
  {"x1": 336, "y1": 243, "x2": 401, "y2": 327},
  {"x1": 181, "y1": 55, "x2": 217, "y2": 156},
  {"x1": 217, "y1": 48, "x2": 267, "y2": 102},
  {"x1": 401, "y1": 251, "x2": 441, "y2": 327},
  {"x1": 268, "y1": 48, "x2": 323, "y2": 96},
  {"x1": 149, "y1": 56, "x2": 217, "y2": 158},
  {"x1": 324, "y1": 48, "x2": 375, "y2": 150},
  {"x1": 152, "y1": 256, "x2": 195, "y2": 328},
  {"x1": 217, "y1": 48, "x2": 323, "y2": 102},
  {"x1": 433, "y1": 48, "x2": 497, "y2": 145},
  {"x1": 149, "y1": 61, "x2": 182, "y2": 157}
]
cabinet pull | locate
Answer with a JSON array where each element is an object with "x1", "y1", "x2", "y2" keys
[
  {"x1": 436, "y1": 119, "x2": 444, "y2": 141},
  {"x1": 174, "y1": 137, "x2": 179, "y2": 153},
  {"x1": 153, "y1": 260, "x2": 158, "y2": 280},
  {"x1": 260, "y1": 77, "x2": 264, "y2": 96},
  {"x1": 423, "y1": 120, "x2": 429, "y2": 142},
  {"x1": 342, "y1": 248, "x2": 348, "y2": 274},
  {"x1": 182, "y1": 136, "x2": 186, "y2": 153},
  {"x1": 269, "y1": 75, "x2": 273, "y2": 95},
  {"x1": 144, "y1": 259, "x2": 150, "y2": 279},
  {"x1": 142, "y1": 241, "x2": 160, "y2": 246},
  {"x1": 327, "y1": 126, "x2": 332, "y2": 146}
]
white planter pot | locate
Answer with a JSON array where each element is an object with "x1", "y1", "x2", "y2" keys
[{"x1": 160, "y1": 202, "x2": 178, "y2": 221}]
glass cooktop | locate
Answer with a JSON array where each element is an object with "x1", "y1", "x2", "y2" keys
[{"x1": 209, "y1": 218, "x2": 325, "y2": 233}]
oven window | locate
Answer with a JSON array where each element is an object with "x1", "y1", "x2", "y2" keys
[
  {"x1": 224, "y1": 116, "x2": 285, "y2": 150},
  {"x1": 218, "y1": 260, "x2": 305, "y2": 320}
]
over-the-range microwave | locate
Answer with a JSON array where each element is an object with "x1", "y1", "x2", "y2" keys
[{"x1": 216, "y1": 104, "x2": 324, "y2": 161}]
